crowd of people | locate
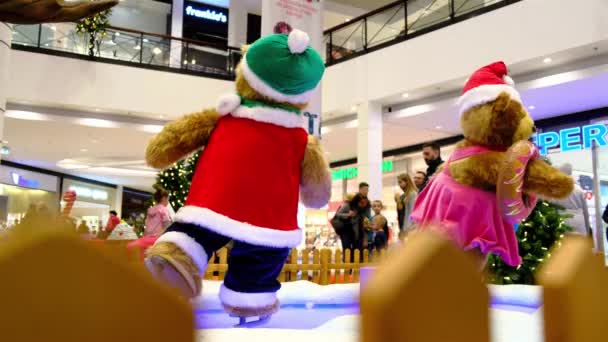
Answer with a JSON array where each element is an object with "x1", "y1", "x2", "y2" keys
[{"x1": 330, "y1": 142, "x2": 446, "y2": 255}]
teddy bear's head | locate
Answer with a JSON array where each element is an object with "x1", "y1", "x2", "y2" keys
[
  {"x1": 230, "y1": 30, "x2": 325, "y2": 111},
  {"x1": 458, "y1": 62, "x2": 534, "y2": 149}
]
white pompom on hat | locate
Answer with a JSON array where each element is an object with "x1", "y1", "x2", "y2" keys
[{"x1": 287, "y1": 29, "x2": 310, "y2": 54}]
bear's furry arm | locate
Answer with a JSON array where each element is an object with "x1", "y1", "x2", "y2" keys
[
  {"x1": 146, "y1": 109, "x2": 220, "y2": 169},
  {"x1": 300, "y1": 136, "x2": 332, "y2": 209},
  {"x1": 523, "y1": 158, "x2": 573, "y2": 199},
  {"x1": 449, "y1": 151, "x2": 504, "y2": 192}
]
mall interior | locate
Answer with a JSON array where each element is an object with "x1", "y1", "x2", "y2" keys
[{"x1": 1, "y1": 0, "x2": 608, "y2": 340}]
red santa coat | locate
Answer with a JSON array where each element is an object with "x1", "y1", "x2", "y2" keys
[{"x1": 174, "y1": 104, "x2": 308, "y2": 248}]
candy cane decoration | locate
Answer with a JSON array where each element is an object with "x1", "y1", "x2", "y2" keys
[
  {"x1": 497, "y1": 140, "x2": 539, "y2": 226},
  {"x1": 62, "y1": 190, "x2": 77, "y2": 217}
]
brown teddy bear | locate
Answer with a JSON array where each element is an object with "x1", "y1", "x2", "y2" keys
[
  {"x1": 143, "y1": 30, "x2": 332, "y2": 323},
  {"x1": 411, "y1": 61, "x2": 573, "y2": 268}
]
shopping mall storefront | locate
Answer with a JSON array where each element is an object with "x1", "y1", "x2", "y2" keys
[
  {"x1": 61, "y1": 179, "x2": 118, "y2": 232},
  {"x1": 0, "y1": 164, "x2": 60, "y2": 228},
  {"x1": 300, "y1": 107, "x2": 608, "y2": 253}
]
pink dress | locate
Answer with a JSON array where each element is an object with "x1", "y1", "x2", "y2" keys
[
  {"x1": 127, "y1": 205, "x2": 172, "y2": 259},
  {"x1": 411, "y1": 146, "x2": 527, "y2": 266}
]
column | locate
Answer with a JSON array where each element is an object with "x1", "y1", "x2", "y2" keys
[
  {"x1": 169, "y1": 0, "x2": 184, "y2": 68},
  {"x1": 357, "y1": 101, "x2": 383, "y2": 201},
  {"x1": 228, "y1": 0, "x2": 248, "y2": 47},
  {"x1": 115, "y1": 185, "x2": 124, "y2": 218},
  {"x1": 0, "y1": 22, "x2": 11, "y2": 161}
]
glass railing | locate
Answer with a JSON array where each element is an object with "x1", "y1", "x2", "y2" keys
[
  {"x1": 11, "y1": 22, "x2": 242, "y2": 80},
  {"x1": 324, "y1": 0, "x2": 519, "y2": 65}
]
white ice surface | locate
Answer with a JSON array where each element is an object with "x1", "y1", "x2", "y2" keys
[{"x1": 195, "y1": 281, "x2": 544, "y2": 342}]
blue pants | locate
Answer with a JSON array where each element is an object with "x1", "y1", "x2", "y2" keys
[{"x1": 166, "y1": 222, "x2": 290, "y2": 298}]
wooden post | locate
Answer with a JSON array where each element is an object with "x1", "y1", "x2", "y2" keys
[
  {"x1": 0, "y1": 231, "x2": 193, "y2": 342},
  {"x1": 360, "y1": 231, "x2": 489, "y2": 342},
  {"x1": 538, "y1": 236, "x2": 608, "y2": 342},
  {"x1": 289, "y1": 248, "x2": 298, "y2": 282},
  {"x1": 218, "y1": 248, "x2": 228, "y2": 280},
  {"x1": 320, "y1": 248, "x2": 331, "y2": 285},
  {"x1": 353, "y1": 249, "x2": 361, "y2": 282},
  {"x1": 312, "y1": 249, "x2": 320, "y2": 284},
  {"x1": 302, "y1": 249, "x2": 310, "y2": 281}
]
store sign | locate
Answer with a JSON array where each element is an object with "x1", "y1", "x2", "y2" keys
[
  {"x1": 69, "y1": 185, "x2": 108, "y2": 201},
  {"x1": 185, "y1": 5, "x2": 227, "y2": 23},
  {"x1": 332, "y1": 160, "x2": 394, "y2": 181},
  {"x1": 533, "y1": 123, "x2": 608, "y2": 155},
  {"x1": 10, "y1": 172, "x2": 39, "y2": 189}
]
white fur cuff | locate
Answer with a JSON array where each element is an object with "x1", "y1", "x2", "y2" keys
[
  {"x1": 219, "y1": 284, "x2": 277, "y2": 308},
  {"x1": 216, "y1": 94, "x2": 241, "y2": 115},
  {"x1": 155, "y1": 231, "x2": 208, "y2": 275}
]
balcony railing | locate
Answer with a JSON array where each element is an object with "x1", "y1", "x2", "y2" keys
[
  {"x1": 9, "y1": 0, "x2": 519, "y2": 77},
  {"x1": 324, "y1": 0, "x2": 520, "y2": 65},
  {"x1": 10, "y1": 22, "x2": 242, "y2": 80}
]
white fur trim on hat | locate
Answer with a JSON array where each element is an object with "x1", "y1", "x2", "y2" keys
[
  {"x1": 288, "y1": 29, "x2": 310, "y2": 54},
  {"x1": 229, "y1": 105, "x2": 306, "y2": 129},
  {"x1": 219, "y1": 284, "x2": 277, "y2": 309},
  {"x1": 240, "y1": 58, "x2": 316, "y2": 104},
  {"x1": 175, "y1": 205, "x2": 303, "y2": 248},
  {"x1": 155, "y1": 231, "x2": 208, "y2": 275},
  {"x1": 503, "y1": 75, "x2": 515, "y2": 87},
  {"x1": 216, "y1": 94, "x2": 241, "y2": 115},
  {"x1": 457, "y1": 84, "x2": 522, "y2": 116}
]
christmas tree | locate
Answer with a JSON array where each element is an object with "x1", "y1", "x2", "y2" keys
[
  {"x1": 154, "y1": 151, "x2": 202, "y2": 211},
  {"x1": 487, "y1": 200, "x2": 573, "y2": 285}
]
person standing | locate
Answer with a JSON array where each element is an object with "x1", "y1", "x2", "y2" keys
[
  {"x1": 421, "y1": 142, "x2": 444, "y2": 190},
  {"x1": 371, "y1": 200, "x2": 389, "y2": 250},
  {"x1": 104, "y1": 210, "x2": 121, "y2": 234},
  {"x1": 395, "y1": 173, "x2": 417, "y2": 239},
  {"x1": 335, "y1": 193, "x2": 370, "y2": 260},
  {"x1": 413, "y1": 171, "x2": 426, "y2": 192},
  {"x1": 551, "y1": 164, "x2": 591, "y2": 236},
  {"x1": 128, "y1": 186, "x2": 173, "y2": 257}
]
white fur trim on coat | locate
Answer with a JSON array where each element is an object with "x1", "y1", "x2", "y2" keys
[
  {"x1": 175, "y1": 205, "x2": 303, "y2": 248},
  {"x1": 457, "y1": 84, "x2": 521, "y2": 116},
  {"x1": 216, "y1": 94, "x2": 241, "y2": 115},
  {"x1": 219, "y1": 284, "x2": 277, "y2": 309},
  {"x1": 155, "y1": 231, "x2": 208, "y2": 275},
  {"x1": 240, "y1": 58, "x2": 317, "y2": 104},
  {"x1": 230, "y1": 105, "x2": 306, "y2": 129}
]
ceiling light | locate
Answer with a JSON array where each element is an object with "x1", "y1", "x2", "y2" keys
[
  {"x1": 91, "y1": 139, "x2": 99, "y2": 143},
  {"x1": 402, "y1": 93, "x2": 409, "y2": 98},
  {"x1": 134, "y1": 45, "x2": 141, "y2": 50},
  {"x1": 5, "y1": 110, "x2": 49, "y2": 121},
  {"x1": 140, "y1": 125, "x2": 164, "y2": 134},
  {"x1": 80, "y1": 148, "x2": 88, "y2": 152},
  {"x1": 152, "y1": 47, "x2": 162, "y2": 55},
  {"x1": 183, "y1": 60, "x2": 188, "y2": 65},
  {"x1": 143, "y1": 38, "x2": 149, "y2": 43},
  {"x1": 115, "y1": 32, "x2": 120, "y2": 37},
  {"x1": 50, "y1": 26, "x2": 57, "y2": 31},
  {"x1": 76, "y1": 118, "x2": 119, "y2": 128},
  {"x1": 57, "y1": 160, "x2": 90, "y2": 170},
  {"x1": 435, "y1": 125, "x2": 442, "y2": 129},
  {"x1": 528, "y1": 105, "x2": 536, "y2": 110},
  {"x1": 191, "y1": 59, "x2": 196, "y2": 64},
  {"x1": 351, "y1": 105, "x2": 357, "y2": 112},
  {"x1": 543, "y1": 57, "x2": 552, "y2": 64},
  {"x1": 344, "y1": 18, "x2": 350, "y2": 22}
]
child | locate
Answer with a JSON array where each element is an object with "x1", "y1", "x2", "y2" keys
[{"x1": 372, "y1": 200, "x2": 389, "y2": 250}]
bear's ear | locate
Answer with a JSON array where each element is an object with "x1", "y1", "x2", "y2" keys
[
  {"x1": 241, "y1": 45, "x2": 250, "y2": 54},
  {"x1": 489, "y1": 92, "x2": 524, "y2": 146}
]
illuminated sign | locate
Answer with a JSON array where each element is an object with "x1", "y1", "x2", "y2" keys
[
  {"x1": 185, "y1": 5, "x2": 227, "y2": 23},
  {"x1": 533, "y1": 123, "x2": 608, "y2": 155},
  {"x1": 69, "y1": 185, "x2": 108, "y2": 201},
  {"x1": 332, "y1": 160, "x2": 394, "y2": 181},
  {"x1": 10, "y1": 172, "x2": 39, "y2": 189}
]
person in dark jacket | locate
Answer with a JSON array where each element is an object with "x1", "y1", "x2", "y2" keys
[
  {"x1": 421, "y1": 142, "x2": 444, "y2": 190},
  {"x1": 335, "y1": 193, "x2": 371, "y2": 260}
]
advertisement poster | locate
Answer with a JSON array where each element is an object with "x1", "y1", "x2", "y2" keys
[{"x1": 261, "y1": 0, "x2": 324, "y2": 138}]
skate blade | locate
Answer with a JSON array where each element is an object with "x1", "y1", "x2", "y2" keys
[{"x1": 232, "y1": 315, "x2": 272, "y2": 328}]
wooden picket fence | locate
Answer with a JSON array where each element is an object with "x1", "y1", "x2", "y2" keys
[
  {"x1": 360, "y1": 233, "x2": 608, "y2": 342},
  {"x1": 205, "y1": 247, "x2": 389, "y2": 285}
]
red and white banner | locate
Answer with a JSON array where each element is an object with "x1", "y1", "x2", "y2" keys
[{"x1": 262, "y1": 0, "x2": 324, "y2": 138}]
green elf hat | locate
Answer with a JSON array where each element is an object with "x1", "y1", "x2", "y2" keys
[{"x1": 240, "y1": 29, "x2": 325, "y2": 104}]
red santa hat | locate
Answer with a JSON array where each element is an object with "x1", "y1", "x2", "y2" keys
[{"x1": 457, "y1": 61, "x2": 521, "y2": 116}]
